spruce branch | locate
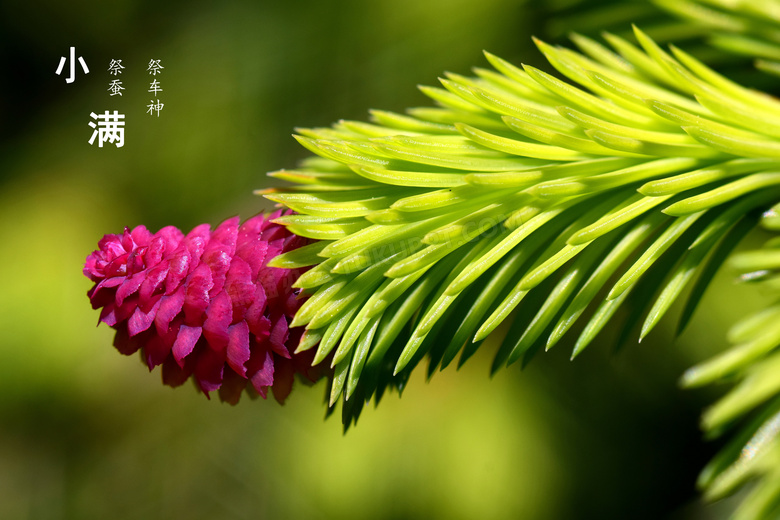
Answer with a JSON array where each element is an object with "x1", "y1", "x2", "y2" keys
[
  {"x1": 267, "y1": 25, "x2": 780, "y2": 515},
  {"x1": 265, "y1": 30, "x2": 780, "y2": 422},
  {"x1": 677, "y1": 205, "x2": 780, "y2": 519},
  {"x1": 549, "y1": 0, "x2": 780, "y2": 82}
]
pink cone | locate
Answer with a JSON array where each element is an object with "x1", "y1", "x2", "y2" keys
[{"x1": 84, "y1": 211, "x2": 327, "y2": 404}]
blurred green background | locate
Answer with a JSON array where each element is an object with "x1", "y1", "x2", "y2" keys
[{"x1": 0, "y1": 1, "x2": 772, "y2": 518}]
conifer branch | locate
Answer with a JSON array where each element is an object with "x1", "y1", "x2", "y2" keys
[{"x1": 267, "y1": 24, "x2": 780, "y2": 517}]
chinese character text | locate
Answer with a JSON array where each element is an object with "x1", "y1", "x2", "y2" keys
[
  {"x1": 147, "y1": 59, "x2": 164, "y2": 75},
  {"x1": 107, "y1": 59, "x2": 125, "y2": 76},
  {"x1": 146, "y1": 100, "x2": 164, "y2": 117},
  {"x1": 56, "y1": 47, "x2": 89, "y2": 83},
  {"x1": 107, "y1": 79, "x2": 124, "y2": 97},
  {"x1": 148, "y1": 79, "x2": 162, "y2": 96},
  {"x1": 88, "y1": 111, "x2": 125, "y2": 148}
]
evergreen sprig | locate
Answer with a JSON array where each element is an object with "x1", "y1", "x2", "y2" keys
[
  {"x1": 550, "y1": 0, "x2": 780, "y2": 80},
  {"x1": 653, "y1": 0, "x2": 780, "y2": 74},
  {"x1": 685, "y1": 206, "x2": 780, "y2": 519},
  {"x1": 266, "y1": 25, "x2": 780, "y2": 517}
]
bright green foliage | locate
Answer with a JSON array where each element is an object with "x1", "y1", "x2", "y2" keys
[
  {"x1": 654, "y1": 0, "x2": 780, "y2": 72},
  {"x1": 680, "y1": 205, "x2": 780, "y2": 520},
  {"x1": 267, "y1": 24, "x2": 780, "y2": 519},
  {"x1": 550, "y1": 0, "x2": 780, "y2": 74}
]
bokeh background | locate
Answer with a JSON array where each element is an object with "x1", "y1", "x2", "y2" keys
[{"x1": 0, "y1": 1, "x2": 773, "y2": 518}]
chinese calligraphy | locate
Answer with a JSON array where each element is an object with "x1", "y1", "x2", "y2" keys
[
  {"x1": 107, "y1": 59, "x2": 125, "y2": 76},
  {"x1": 55, "y1": 47, "x2": 89, "y2": 83},
  {"x1": 147, "y1": 59, "x2": 164, "y2": 116},
  {"x1": 88, "y1": 111, "x2": 125, "y2": 148},
  {"x1": 148, "y1": 79, "x2": 162, "y2": 96},
  {"x1": 107, "y1": 79, "x2": 124, "y2": 96},
  {"x1": 106, "y1": 59, "x2": 125, "y2": 96},
  {"x1": 62, "y1": 53, "x2": 168, "y2": 146},
  {"x1": 147, "y1": 59, "x2": 164, "y2": 75},
  {"x1": 146, "y1": 100, "x2": 164, "y2": 117}
]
